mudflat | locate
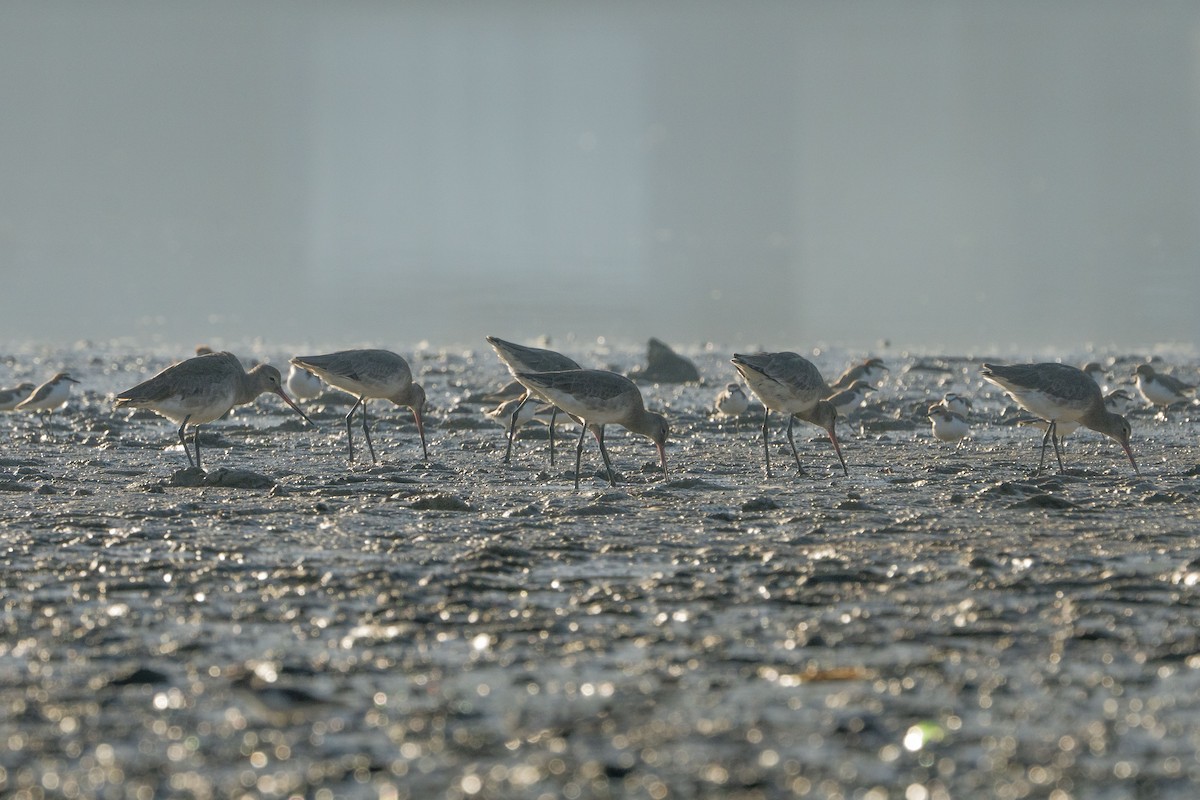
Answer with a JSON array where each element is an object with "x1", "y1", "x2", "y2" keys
[{"x1": 2, "y1": 342, "x2": 1198, "y2": 799}]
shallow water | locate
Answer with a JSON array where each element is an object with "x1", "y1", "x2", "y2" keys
[{"x1": 2, "y1": 342, "x2": 1199, "y2": 799}]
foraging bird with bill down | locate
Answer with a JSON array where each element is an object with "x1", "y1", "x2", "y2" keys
[
  {"x1": 981, "y1": 362, "x2": 1137, "y2": 475},
  {"x1": 514, "y1": 368, "x2": 668, "y2": 490},
  {"x1": 289, "y1": 349, "x2": 428, "y2": 465},
  {"x1": 115, "y1": 351, "x2": 312, "y2": 470},
  {"x1": 730, "y1": 351, "x2": 848, "y2": 479},
  {"x1": 485, "y1": 336, "x2": 582, "y2": 466}
]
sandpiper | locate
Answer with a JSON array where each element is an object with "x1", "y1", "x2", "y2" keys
[
  {"x1": 290, "y1": 350, "x2": 427, "y2": 464},
  {"x1": 1104, "y1": 388, "x2": 1134, "y2": 415},
  {"x1": 115, "y1": 352, "x2": 312, "y2": 469},
  {"x1": 827, "y1": 380, "x2": 874, "y2": 417},
  {"x1": 286, "y1": 364, "x2": 324, "y2": 401},
  {"x1": 831, "y1": 357, "x2": 888, "y2": 390},
  {"x1": 941, "y1": 392, "x2": 973, "y2": 417},
  {"x1": 0, "y1": 382, "x2": 35, "y2": 412},
  {"x1": 515, "y1": 369, "x2": 667, "y2": 489},
  {"x1": 483, "y1": 397, "x2": 571, "y2": 439},
  {"x1": 928, "y1": 403, "x2": 969, "y2": 446},
  {"x1": 1016, "y1": 416, "x2": 1080, "y2": 453},
  {"x1": 1082, "y1": 362, "x2": 1106, "y2": 388},
  {"x1": 714, "y1": 382, "x2": 749, "y2": 417},
  {"x1": 731, "y1": 352, "x2": 848, "y2": 478},
  {"x1": 16, "y1": 373, "x2": 80, "y2": 421},
  {"x1": 486, "y1": 336, "x2": 582, "y2": 465},
  {"x1": 1134, "y1": 364, "x2": 1195, "y2": 409},
  {"x1": 981, "y1": 362, "x2": 1137, "y2": 474}
]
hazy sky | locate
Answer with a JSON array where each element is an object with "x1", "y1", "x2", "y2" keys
[{"x1": 2, "y1": 1, "x2": 1198, "y2": 352}]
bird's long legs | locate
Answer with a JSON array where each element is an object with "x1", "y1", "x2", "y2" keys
[
  {"x1": 177, "y1": 414, "x2": 196, "y2": 468},
  {"x1": 1036, "y1": 420, "x2": 1066, "y2": 474},
  {"x1": 594, "y1": 425, "x2": 616, "y2": 486},
  {"x1": 760, "y1": 409, "x2": 773, "y2": 478},
  {"x1": 785, "y1": 415, "x2": 808, "y2": 475},
  {"x1": 503, "y1": 394, "x2": 531, "y2": 464},
  {"x1": 344, "y1": 397, "x2": 363, "y2": 464},
  {"x1": 573, "y1": 423, "x2": 588, "y2": 490},
  {"x1": 360, "y1": 398, "x2": 377, "y2": 464}
]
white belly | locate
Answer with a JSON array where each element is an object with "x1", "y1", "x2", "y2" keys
[{"x1": 1009, "y1": 388, "x2": 1086, "y2": 423}]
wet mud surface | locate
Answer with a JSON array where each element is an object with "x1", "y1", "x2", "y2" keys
[{"x1": 2, "y1": 342, "x2": 1200, "y2": 799}]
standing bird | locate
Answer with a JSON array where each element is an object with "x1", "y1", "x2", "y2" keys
[
  {"x1": 286, "y1": 363, "x2": 324, "y2": 401},
  {"x1": 941, "y1": 392, "x2": 973, "y2": 418},
  {"x1": 16, "y1": 373, "x2": 80, "y2": 422},
  {"x1": 1134, "y1": 364, "x2": 1195, "y2": 409},
  {"x1": 1082, "y1": 362, "x2": 1107, "y2": 388},
  {"x1": 1104, "y1": 389, "x2": 1134, "y2": 415},
  {"x1": 981, "y1": 362, "x2": 1137, "y2": 475},
  {"x1": 826, "y1": 380, "x2": 875, "y2": 417},
  {"x1": 482, "y1": 397, "x2": 572, "y2": 440},
  {"x1": 290, "y1": 350, "x2": 427, "y2": 465},
  {"x1": 714, "y1": 382, "x2": 749, "y2": 418},
  {"x1": 830, "y1": 357, "x2": 889, "y2": 390},
  {"x1": 730, "y1": 352, "x2": 848, "y2": 478},
  {"x1": 515, "y1": 369, "x2": 667, "y2": 490},
  {"x1": 114, "y1": 352, "x2": 312, "y2": 470},
  {"x1": 1015, "y1": 416, "x2": 1080, "y2": 453},
  {"x1": 485, "y1": 336, "x2": 582, "y2": 465},
  {"x1": 928, "y1": 403, "x2": 970, "y2": 446},
  {"x1": 0, "y1": 382, "x2": 35, "y2": 411}
]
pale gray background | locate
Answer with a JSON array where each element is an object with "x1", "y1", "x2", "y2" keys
[{"x1": 2, "y1": 1, "x2": 1198, "y2": 351}]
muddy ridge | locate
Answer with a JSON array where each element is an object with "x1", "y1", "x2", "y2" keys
[{"x1": 1, "y1": 342, "x2": 1198, "y2": 799}]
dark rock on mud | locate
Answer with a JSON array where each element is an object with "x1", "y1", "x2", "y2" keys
[
  {"x1": 628, "y1": 337, "x2": 700, "y2": 383},
  {"x1": 107, "y1": 666, "x2": 171, "y2": 687},
  {"x1": 407, "y1": 492, "x2": 472, "y2": 511},
  {"x1": 2, "y1": 341, "x2": 1197, "y2": 800}
]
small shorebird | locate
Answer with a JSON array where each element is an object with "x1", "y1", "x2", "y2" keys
[
  {"x1": 16, "y1": 373, "x2": 80, "y2": 420},
  {"x1": 928, "y1": 403, "x2": 969, "y2": 446},
  {"x1": 1134, "y1": 364, "x2": 1195, "y2": 409},
  {"x1": 941, "y1": 392, "x2": 973, "y2": 417},
  {"x1": 485, "y1": 396, "x2": 540, "y2": 432},
  {"x1": 286, "y1": 364, "x2": 324, "y2": 401},
  {"x1": 714, "y1": 382, "x2": 749, "y2": 417},
  {"x1": 115, "y1": 352, "x2": 312, "y2": 469},
  {"x1": 1082, "y1": 362, "x2": 1106, "y2": 388},
  {"x1": 486, "y1": 336, "x2": 581, "y2": 465},
  {"x1": 731, "y1": 352, "x2": 848, "y2": 478},
  {"x1": 1104, "y1": 388, "x2": 1134, "y2": 415},
  {"x1": 0, "y1": 382, "x2": 35, "y2": 411},
  {"x1": 481, "y1": 379, "x2": 526, "y2": 404},
  {"x1": 483, "y1": 397, "x2": 571, "y2": 438},
  {"x1": 981, "y1": 362, "x2": 1137, "y2": 475},
  {"x1": 1016, "y1": 416, "x2": 1080, "y2": 452},
  {"x1": 831, "y1": 357, "x2": 888, "y2": 390},
  {"x1": 827, "y1": 380, "x2": 874, "y2": 417},
  {"x1": 290, "y1": 350, "x2": 427, "y2": 464},
  {"x1": 514, "y1": 369, "x2": 667, "y2": 489}
]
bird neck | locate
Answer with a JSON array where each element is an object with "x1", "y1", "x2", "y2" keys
[
  {"x1": 627, "y1": 409, "x2": 663, "y2": 440},
  {"x1": 1080, "y1": 403, "x2": 1119, "y2": 436},
  {"x1": 237, "y1": 369, "x2": 269, "y2": 406}
]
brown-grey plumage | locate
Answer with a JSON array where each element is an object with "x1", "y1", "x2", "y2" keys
[
  {"x1": 486, "y1": 336, "x2": 582, "y2": 466},
  {"x1": 115, "y1": 352, "x2": 312, "y2": 469},
  {"x1": 1134, "y1": 364, "x2": 1195, "y2": 408},
  {"x1": 515, "y1": 369, "x2": 668, "y2": 490},
  {"x1": 15, "y1": 372, "x2": 79, "y2": 413},
  {"x1": 0, "y1": 382, "x2": 36, "y2": 411},
  {"x1": 731, "y1": 352, "x2": 847, "y2": 478},
  {"x1": 826, "y1": 380, "x2": 875, "y2": 417},
  {"x1": 290, "y1": 349, "x2": 427, "y2": 465},
  {"x1": 831, "y1": 357, "x2": 889, "y2": 390},
  {"x1": 981, "y1": 362, "x2": 1137, "y2": 475}
]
